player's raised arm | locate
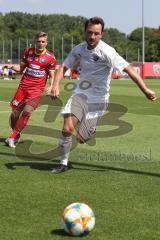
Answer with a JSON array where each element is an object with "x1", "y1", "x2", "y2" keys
[{"x1": 124, "y1": 64, "x2": 157, "y2": 101}]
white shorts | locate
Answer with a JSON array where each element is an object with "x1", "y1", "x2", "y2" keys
[{"x1": 61, "y1": 94, "x2": 108, "y2": 140}]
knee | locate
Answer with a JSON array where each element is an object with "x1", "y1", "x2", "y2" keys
[
  {"x1": 62, "y1": 126, "x2": 74, "y2": 137},
  {"x1": 11, "y1": 110, "x2": 20, "y2": 118}
]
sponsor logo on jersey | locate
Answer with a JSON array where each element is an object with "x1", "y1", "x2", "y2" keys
[
  {"x1": 92, "y1": 54, "x2": 99, "y2": 61},
  {"x1": 40, "y1": 58, "x2": 46, "y2": 63},
  {"x1": 29, "y1": 64, "x2": 40, "y2": 69},
  {"x1": 26, "y1": 67, "x2": 45, "y2": 77}
]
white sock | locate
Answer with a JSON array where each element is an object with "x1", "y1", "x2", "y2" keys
[{"x1": 59, "y1": 135, "x2": 72, "y2": 166}]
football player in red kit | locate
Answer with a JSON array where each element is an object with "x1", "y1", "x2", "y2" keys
[{"x1": 5, "y1": 32, "x2": 57, "y2": 148}]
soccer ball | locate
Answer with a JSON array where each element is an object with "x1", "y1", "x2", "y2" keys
[{"x1": 61, "y1": 202, "x2": 95, "y2": 236}]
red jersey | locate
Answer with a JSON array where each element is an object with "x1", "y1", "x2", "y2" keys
[{"x1": 20, "y1": 48, "x2": 56, "y2": 90}]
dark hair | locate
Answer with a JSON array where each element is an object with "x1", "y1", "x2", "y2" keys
[
  {"x1": 35, "y1": 31, "x2": 48, "y2": 40},
  {"x1": 85, "y1": 17, "x2": 105, "y2": 32}
]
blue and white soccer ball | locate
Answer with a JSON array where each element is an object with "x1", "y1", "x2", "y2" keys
[{"x1": 61, "y1": 202, "x2": 95, "y2": 236}]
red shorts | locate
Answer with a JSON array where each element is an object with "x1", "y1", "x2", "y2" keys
[{"x1": 10, "y1": 87, "x2": 43, "y2": 111}]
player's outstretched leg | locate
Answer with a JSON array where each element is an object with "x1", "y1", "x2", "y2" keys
[
  {"x1": 51, "y1": 135, "x2": 72, "y2": 174},
  {"x1": 5, "y1": 110, "x2": 31, "y2": 148}
]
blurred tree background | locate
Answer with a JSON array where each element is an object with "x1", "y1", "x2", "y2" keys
[{"x1": 0, "y1": 12, "x2": 159, "y2": 63}]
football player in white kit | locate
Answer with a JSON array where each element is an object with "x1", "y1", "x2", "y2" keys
[{"x1": 51, "y1": 17, "x2": 156, "y2": 173}]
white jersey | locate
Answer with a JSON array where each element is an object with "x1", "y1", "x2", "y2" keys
[{"x1": 63, "y1": 40, "x2": 129, "y2": 103}]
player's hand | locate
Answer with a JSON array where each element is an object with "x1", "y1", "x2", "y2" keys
[
  {"x1": 50, "y1": 83, "x2": 60, "y2": 98},
  {"x1": 144, "y1": 88, "x2": 157, "y2": 101},
  {"x1": 45, "y1": 86, "x2": 52, "y2": 95}
]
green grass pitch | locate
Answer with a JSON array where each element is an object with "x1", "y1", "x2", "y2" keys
[{"x1": 0, "y1": 78, "x2": 160, "y2": 239}]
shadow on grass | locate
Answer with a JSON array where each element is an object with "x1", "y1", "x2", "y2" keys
[
  {"x1": 5, "y1": 162, "x2": 58, "y2": 171},
  {"x1": 1, "y1": 136, "x2": 160, "y2": 178},
  {"x1": 51, "y1": 228, "x2": 88, "y2": 238},
  {"x1": 50, "y1": 229, "x2": 69, "y2": 237},
  {"x1": 4, "y1": 160, "x2": 160, "y2": 178},
  {"x1": 0, "y1": 137, "x2": 6, "y2": 142}
]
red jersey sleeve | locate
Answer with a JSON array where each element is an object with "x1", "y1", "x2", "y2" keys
[{"x1": 48, "y1": 54, "x2": 57, "y2": 71}]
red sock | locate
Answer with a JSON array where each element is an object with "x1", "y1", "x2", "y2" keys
[
  {"x1": 9, "y1": 112, "x2": 31, "y2": 138},
  {"x1": 9, "y1": 131, "x2": 20, "y2": 139},
  {"x1": 14, "y1": 114, "x2": 30, "y2": 132}
]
